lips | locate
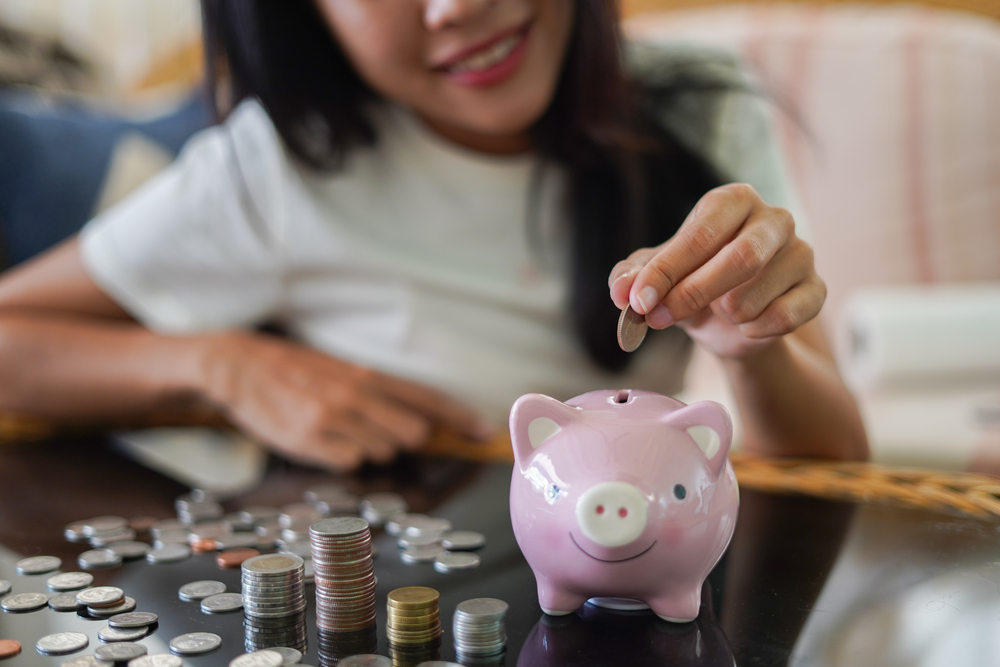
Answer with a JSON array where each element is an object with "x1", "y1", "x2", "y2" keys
[
  {"x1": 434, "y1": 21, "x2": 532, "y2": 88},
  {"x1": 569, "y1": 533, "x2": 658, "y2": 563}
]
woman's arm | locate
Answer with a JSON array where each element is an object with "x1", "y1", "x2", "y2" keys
[
  {"x1": 609, "y1": 184, "x2": 869, "y2": 461},
  {"x1": 0, "y1": 237, "x2": 486, "y2": 469}
]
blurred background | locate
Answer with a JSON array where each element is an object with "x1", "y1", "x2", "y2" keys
[{"x1": 0, "y1": 0, "x2": 998, "y2": 474}]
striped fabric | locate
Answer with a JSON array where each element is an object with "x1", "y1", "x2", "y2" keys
[{"x1": 626, "y1": 4, "x2": 1000, "y2": 328}]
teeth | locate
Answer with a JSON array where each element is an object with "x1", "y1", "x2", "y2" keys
[{"x1": 450, "y1": 34, "x2": 521, "y2": 73}]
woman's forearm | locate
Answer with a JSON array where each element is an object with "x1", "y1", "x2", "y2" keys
[
  {"x1": 0, "y1": 312, "x2": 217, "y2": 424},
  {"x1": 722, "y1": 335, "x2": 869, "y2": 461}
]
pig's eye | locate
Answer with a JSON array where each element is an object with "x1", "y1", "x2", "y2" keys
[
  {"x1": 673, "y1": 484, "x2": 686, "y2": 500},
  {"x1": 546, "y1": 484, "x2": 562, "y2": 502}
]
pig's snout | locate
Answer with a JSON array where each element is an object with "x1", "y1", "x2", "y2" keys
[{"x1": 576, "y1": 482, "x2": 648, "y2": 548}]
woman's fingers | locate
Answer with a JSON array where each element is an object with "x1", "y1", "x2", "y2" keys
[
  {"x1": 714, "y1": 238, "x2": 813, "y2": 325},
  {"x1": 370, "y1": 370, "x2": 491, "y2": 440},
  {"x1": 738, "y1": 273, "x2": 826, "y2": 339}
]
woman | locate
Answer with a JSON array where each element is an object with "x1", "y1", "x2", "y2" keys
[{"x1": 0, "y1": 0, "x2": 868, "y2": 469}]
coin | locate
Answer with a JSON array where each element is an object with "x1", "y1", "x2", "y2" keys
[
  {"x1": 147, "y1": 544, "x2": 191, "y2": 563},
  {"x1": 62, "y1": 657, "x2": 103, "y2": 667},
  {"x1": 84, "y1": 516, "x2": 128, "y2": 536},
  {"x1": 617, "y1": 304, "x2": 648, "y2": 352},
  {"x1": 150, "y1": 519, "x2": 187, "y2": 537},
  {"x1": 0, "y1": 639, "x2": 21, "y2": 658},
  {"x1": 89, "y1": 597, "x2": 136, "y2": 617},
  {"x1": 48, "y1": 593, "x2": 83, "y2": 611},
  {"x1": 201, "y1": 593, "x2": 243, "y2": 614},
  {"x1": 359, "y1": 493, "x2": 407, "y2": 526},
  {"x1": 95, "y1": 642, "x2": 147, "y2": 662},
  {"x1": 178, "y1": 580, "x2": 225, "y2": 601},
  {"x1": 239, "y1": 506, "x2": 282, "y2": 525},
  {"x1": 47, "y1": 572, "x2": 94, "y2": 591},
  {"x1": 89, "y1": 528, "x2": 137, "y2": 547},
  {"x1": 217, "y1": 533, "x2": 261, "y2": 550},
  {"x1": 338, "y1": 657, "x2": 391, "y2": 667},
  {"x1": 127, "y1": 517, "x2": 158, "y2": 533},
  {"x1": 36, "y1": 632, "x2": 89, "y2": 655},
  {"x1": 98, "y1": 626, "x2": 147, "y2": 643},
  {"x1": 108, "y1": 541, "x2": 152, "y2": 561},
  {"x1": 400, "y1": 544, "x2": 444, "y2": 564},
  {"x1": 77, "y1": 587, "x2": 125, "y2": 607},
  {"x1": 65, "y1": 523, "x2": 89, "y2": 542},
  {"x1": 440, "y1": 531, "x2": 486, "y2": 551},
  {"x1": 218, "y1": 548, "x2": 260, "y2": 568},
  {"x1": 1, "y1": 592, "x2": 49, "y2": 612},
  {"x1": 129, "y1": 655, "x2": 182, "y2": 667},
  {"x1": 230, "y1": 650, "x2": 284, "y2": 667},
  {"x1": 433, "y1": 552, "x2": 480, "y2": 573},
  {"x1": 108, "y1": 612, "x2": 158, "y2": 628},
  {"x1": 269, "y1": 647, "x2": 302, "y2": 665},
  {"x1": 0, "y1": 580, "x2": 10, "y2": 596},
  {"x1": 403, "y1": 517, "x2": 451, "y2": 538},
  {"x1": 169, "y1": 633, "x2": 222, "y2": 656},
  {"x1": 78, "y1": 549, "x2": 122, "y2": 570},
  {"x1": 388, "y1": 587, "x2": 439, "y2": 610},
  {"x1": 16, "y1": 555, "x2": 62, "y2": 575}
]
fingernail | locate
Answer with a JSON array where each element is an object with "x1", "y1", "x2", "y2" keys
[
  {"x1": 610, "y1": 272, "x2": 630, "y2": 291},
  {"x1": 633, "y1": 286, "x2": 659, "y2": 314},
  {"x1": 647, "y1": 304, "x2": 675, "y2": 328}
]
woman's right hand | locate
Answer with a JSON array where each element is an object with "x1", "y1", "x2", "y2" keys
[{"x1": 201, "y1": 330, "x2": 489, "y2": 471}]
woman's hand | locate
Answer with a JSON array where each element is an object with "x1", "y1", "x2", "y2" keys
[
  {"x1": 201, "y1": 331, "x2": 488, "y2": 471},
  {"x1": 608, "y1": 184, "x2": 825, "y2": 359}
]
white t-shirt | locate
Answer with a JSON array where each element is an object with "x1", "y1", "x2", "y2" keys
[{"x1": 80, "y1": 44, "x2": 807, "y2": 426}]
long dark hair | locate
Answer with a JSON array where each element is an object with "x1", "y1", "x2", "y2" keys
[{"x1": 201, "y1": 0, "x2": 724, "y2": 372}]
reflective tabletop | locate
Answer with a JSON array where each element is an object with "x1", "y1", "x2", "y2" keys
[{"x1": 2, "y1": 436, "x2": 999, "y2": 667}]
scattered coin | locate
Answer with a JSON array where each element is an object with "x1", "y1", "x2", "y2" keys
[
  {"x1": 78, "y1": 549, "x2": 122, "y2": 570},
  {"x1": 239, "y1": 506, "x2": 282, "y2": 526},
  {"x1": 178, "y1": 580, "x2": 226, "y2": 601},
  {"x1": 440, "y1": 530, "x2": 486, "y2": 551},
  {"x1": 217, "y1": 548, "x2": 259, "y2": 569},
  {"x1": 147, "y1": 544, "x2": 191, "y2": 564},
  {"x1": 384, "y1": 513, "x2": 424, "y2": 537},
  {"x1": 400, "y1": 544, "x2": 445, "y2": 564},
  {"x1": 150, "y1": 519, "x2": 187, "y2": 538},
  {"x1": 64, "y1": 523, "x2": 89, "y2": 542},
  {"x1": 302, "y1": 483, "x2": 348, "y2": 504},
  {"x1": 397, "y1": 533, "x2": 441, "y2": 549},
  {"x1": 127, "y1": 517, "x2": 158, "y2": 533},
  {"x1": 108, "y1": 541, "x2": 152, "y2": 561},
  {"x1": 128, "y1": 655, "x2": 182, "y2": 667},
  {"x1": 338, "y1": 657, "x2": 391, "y2": 667},
  {"x1": 359, "y1": 493, "x2": 407, "y2": 526},
  {"x1": 433, "y1": 552, "x2": 481, "y2": 573},
  {"x1": 95, "y1": 642, "x2": 147, "y2": 662},
  {"x1": 98, "y1": 626, "x2": 147, "y2": 643},
  {"x1": 1, "y1": 592, "x2": 49, "y2": 612},
  {"x1": 230, "y1": 650, "x2": 284, "y2": 667},
  {"x1": 403, "y1": 517, "x2": 451, "y2": 538},
  {"x1": 617, "y1": 303, "x2": 648, "y2": 353},
  {"x1": 200, "y1": 593, "x2": 243, "y2": 614},
  {"x1": 84, "y1": 517, "x2": 128, "y2": 537},
  {"x1": 76, "y1": 587, "x2": 125, "y2": 607},
  {"x1": 217, "y1": 533, "x2": 261, "y2": 550},
  {"x1": 89, "y1": 596, "x2": 136, "y2": 617},
  {"x1": 89, "y1": 528, "x2": 137, "y2": 547},
  {"x1": 108, "y1": 612, "x2": 158, "y2": 628},
  {"x1": 268, "y1": 647, "x2": 302, "y2": 665},
  {"x1": 16, "y1": 555, "x2": 62, "y2": 575},
  {"x1": 0, "y1": 639, "x2": 21, "y2": 659},
  {"x1": 62, "y1": 656, "x2": 103, "y2": 667},
  {"x1": 47, "y1": 593, "x2": 82, "y2": 612},
  {"x1": 169, "y1": 632, "x2": 222, "y2": 656},
  {"x1": 0, "y1": 581, "x2": 10, "y2": 596},
  {"x1": 47, "y1": 572, "x2": 94, "y2": 592},
  {"x1": 36, "y1": 632, "x2": 89, "y2": 655}
]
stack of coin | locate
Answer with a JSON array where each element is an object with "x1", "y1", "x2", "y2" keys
[
  {"x1": 241, "y1": 554, "x2": 306, "y2": 619},
  {"x1": 316, "y1": 627, "x2": 378, "y2": 666},
  {"x1": 310, "y1": 518, "x2": 376, "y2": 633},
  {"x1": 386, "y1": 587, "x2": 442, "y2": 648},
  {"x1": 452, "y1": 598, "x2": 508, "y2": 661},
  {"x1": 244, "y1": 610, "x2": 307, "y2": 655}
]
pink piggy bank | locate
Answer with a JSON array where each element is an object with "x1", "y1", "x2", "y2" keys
[{"x1": 509, "y1": 388, "x2": 739, "y2": 622}]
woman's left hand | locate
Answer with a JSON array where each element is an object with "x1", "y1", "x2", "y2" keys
[{"x1": 608, "y1": 183, "x2": 826, "y2": 359}]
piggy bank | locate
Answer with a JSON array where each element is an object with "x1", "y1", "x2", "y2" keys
[{"x1": 509, "y1": 389, "x2": 739, "y2": 622}]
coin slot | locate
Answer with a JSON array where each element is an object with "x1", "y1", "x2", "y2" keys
[{"x1": 614, "y1": 389, "x2": 630, "y2": 404}]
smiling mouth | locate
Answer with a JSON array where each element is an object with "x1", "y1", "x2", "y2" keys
[{"x1": 569, "y1": 533, "x2": 657, "y2": 563}]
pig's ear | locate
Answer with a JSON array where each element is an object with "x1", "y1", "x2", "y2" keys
[
  {"x1": 509, "y1": 393, "x2": 581, "y2": 466},
  {"x1": 660, "y1": 401, "x2": 733, "y2": 477}
]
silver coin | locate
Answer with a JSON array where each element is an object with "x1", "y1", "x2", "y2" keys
[
  {"x1": 89, "y1": 528, "x2": 137, "y2": 547},
  {"x1": 216, "y1": 533, "x2": 260, "y2": 550},
  {"x1": 109, "y1": 542, "x2": 152, "y2": 561},
  {"x1": 433, "y1": 552, "x2": 481, "y2": 572},
  {"x1": 78, "y1": 549, "x2": 122, "y2": 570},
  {"x1": 302, "y1": 483, "x2": 348, "y2": 504},
  {"x1": 309, "y1": 517, "x2": 369, "y2": 537},
  {"x1": 440, "y1": 531, "x2": 486, "y2": 551},
  {"x1": 147, "y1": 544, "x2": 191, "y2": 563},
  {"x1": 65, "y1": 523, "x2": 89, "y2": 542},
  {"x1": 384, "y1": 513, "x2": 422, "y2": 537},
  {"x1": 16, "y1": 555, "x2": 62, "y2": 575},
  {"x1": 1, "y1": 591, "x2": 49, "y2": 611},
  {"x1": 399, "y1": 544, "x2": 444, "y2": 564},
  {"x1": 84, "y1": 516, "x2": 128, "y2": 536},
  {"x1": 76, "y1": 586, "x2": 125, "y2": 607},
  {"x1": 239, "y1": 506, "x2": 282, "y2": 525},
  {"x1": 47, "y1": 572, "x2": 95, "y2": 592},
  {"x1": 129, "y1": 655, "x2": 182, "y2": 667},
  {"x1": 95, "y1": 642, "x2": 147, "y2": 662},
  {"x1": 108, "y1": 612, "x2": 158, "y2": 628},
  {"x1": 268, "y1": 647, "x2": 302, "y2": 665},
  {"x1": 62, "y1": 656, "x2": 103, "y2": 667},
  {"x1": 414, "y1": 663, "x2": 463, "y2": 667},
  {"x1": 48, "y1": 593, "x2": 82, "y2": 611},
  {"x1": 153, "y1": 531, "x2": 190, "y2": 547},
  {"x1": 403, "y1": 517, "x2": 452, "y2": 537},
  {"x1": 200, "y1": 593, "x2": 243, "y2": 613},
  {"x1": 89, "y1": 596, "x2": 136, "y2": 617},
  {"x1": 179, "y1": 580, "x2": 226, "y2": 601},
  {"x1": 36, "y1": 632, "x2": 89, "y2": 655},
  {"x1": 455, "y1": 598, "x2": 508, "y2": 621},
  {"x1": 169, "y1": 632, "x2": 222, "y2": 655},
  {"x1": 230, "y1": 650, "x2": 284, "y2": 667},
  {"x1": 242, "y1": 554, "x2": 304, "y2": 575},
  {"x1": 397, "y1": 533, "x2": 441, "y2": 549},
  {"x1": 338, "y1": 657, "x2": 392, "y2": 667},
  {"x1": 150, "y1": 519, "x2": 187, "y2": 538},
  {"x1": 617, "y1": 304, "x2": 648, "y2": 352},
  {"x1": 0, "y1": 580, "x2": 10, "y2": 596},
  {"x1": 98, "y1": 626, "x2": 147, "y2": 643}
]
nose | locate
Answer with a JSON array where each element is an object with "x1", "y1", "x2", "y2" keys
[
  {"x1": 576, "y1": 482, "x2": 648, "y2": 548},
  {"x1": 424, "y1": 0, "x2": 491, "y2": 30}
]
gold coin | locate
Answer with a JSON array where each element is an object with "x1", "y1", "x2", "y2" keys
[{"x1": 387, "y1": 586, "x2": 439, "y2": 610}]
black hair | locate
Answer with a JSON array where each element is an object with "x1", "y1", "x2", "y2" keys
[{"x1": 201, "y1": 0, "x2": 726, "y2": 372}]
